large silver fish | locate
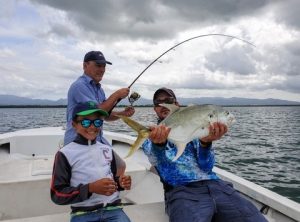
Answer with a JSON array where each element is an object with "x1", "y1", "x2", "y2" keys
[{"x1": 118, "y1": 104, "x2": 235, "y2": 161}]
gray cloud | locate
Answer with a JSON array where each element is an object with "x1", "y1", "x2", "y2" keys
[
  {"x1": 204, "y1": 45, "x2": 256, "y2": 75},
  {"x1": 30, "y1": 0, "x2": 275, "y2": 40},
  {"x1": 284, "y1": 41, "x2": 300, "y2": 76},
  {"x1": 282, "y1": 76, "x2": 300, "y2": 93},
  {"x1": 273, "y1": 0, "x2": 300, "y2": 30},
  {"x1": 47, "y1": 23, "x2": 74, "y2": 38},
  {"x1": 30, "y1": 0, "x2": 169, "y2": 39},
  {"x1": 259, "y1": 40, "x2": 300, "y2": 78},
  {"x1": 1, "y1": 0, "x2": 299, "y2": 101},
  {"x1": 160, "y1": 0, "x2": 269, "y2": 21}
]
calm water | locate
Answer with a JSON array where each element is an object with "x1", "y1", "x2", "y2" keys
[{"x1": 0, "y1": 106, "x2": 299, "y2": 203}]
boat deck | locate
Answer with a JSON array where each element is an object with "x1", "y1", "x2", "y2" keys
[{"x1": 1, "y1": 127, "x2": 300, "y2": 222}]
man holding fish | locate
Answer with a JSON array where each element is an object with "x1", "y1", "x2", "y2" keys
[{"x1": 128, "y1": 88, "x2": 268, "y2": 222}]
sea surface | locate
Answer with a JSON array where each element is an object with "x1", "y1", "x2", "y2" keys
[{"x1": 0, "y1": 106, "x2": 299, "y2": 203}]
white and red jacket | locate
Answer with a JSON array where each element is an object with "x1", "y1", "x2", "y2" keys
[{"x1": 51, "y1": 135, "x2": 120, "y2": 211}]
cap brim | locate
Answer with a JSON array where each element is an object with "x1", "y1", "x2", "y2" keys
[
  {"x1": 95, "y1": 60, "x2": 112, "y2": 65},
  {"x1": 77, "y1": 109, "x2": 109, "y2": 117},
  {"x1": 153, "y1": 88, "x2": 176, "y2": 101}
]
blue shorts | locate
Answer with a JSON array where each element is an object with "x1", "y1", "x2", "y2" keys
[{"x1": 165, "y1": 180, "x2": 268, "y2": 222}]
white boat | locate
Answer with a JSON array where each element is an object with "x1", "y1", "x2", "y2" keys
[{"x1": 0, "y1": 127, "x2": 299, "y2": 222}]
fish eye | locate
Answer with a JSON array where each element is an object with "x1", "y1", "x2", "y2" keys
[{"x1": 209, "y1": 114, "x2": 214, "y2": 118}]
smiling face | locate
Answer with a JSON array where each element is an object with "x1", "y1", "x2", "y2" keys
[
  {"x1": 83, "y1": 61, "x2": 106, "y2": 83},
  {"x1": 72, "y1": 113, "x2": 103, "y2": 141}
]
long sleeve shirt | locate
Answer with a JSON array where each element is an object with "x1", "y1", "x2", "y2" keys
[
  {"x1": 51, "y1": 135, "x2": 119, "y2": 208},
  {"x1": 64, "y1": 74, "x2": 106, "y2": 145},
  {"x1": 142, "y1": 139, "x2": 219, "y2": 187}
]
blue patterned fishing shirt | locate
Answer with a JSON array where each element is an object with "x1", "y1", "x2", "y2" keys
[{"x1": 142, "y1": 139, "x2": 219, "y2": 187}]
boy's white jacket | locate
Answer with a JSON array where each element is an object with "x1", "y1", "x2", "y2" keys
[{"x1": 53, "y1": 141, "x2": 119, "y2": 207}]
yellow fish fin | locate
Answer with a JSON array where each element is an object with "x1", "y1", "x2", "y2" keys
[
  {"x1": 117, "y1": 115, "x2": 150, "y2": 158},
  {"x1": 116, "y1": 115, "x2": 148, "y2": 132},
  {"x1": 125, "y1": 129, "x2": 149, "y2": 158}
]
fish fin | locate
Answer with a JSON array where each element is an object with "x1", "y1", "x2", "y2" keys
[
  {"x1": 171, "y1": 142, "x2": 187, "y2": 161},
  {"x1": 125, "y1": 131, "x2": 148, "y2": 158},
  {"x1": 116, "y1": 115, "x2": 149, "y2": 132},
  {"x1": 159, "y1": 103, "x2": 180, "y2": 115},
  {"x1": 116, "y1": 115, "x2": 150, "y2": 158}
]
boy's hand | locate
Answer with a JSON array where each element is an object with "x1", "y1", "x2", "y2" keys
[
  {"x1": 119, "y1": 175, "x2": 131, "y2": 190},
  {"x1": 89, "y1": 178, "x2": 118, "y2": 196}
]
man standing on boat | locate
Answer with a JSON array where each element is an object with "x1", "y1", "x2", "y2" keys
[
  {"x1": 142, "y1": 87, "x2": 268, "y2": 222},
  {"x1": 64, "y1": 51, "x2": 135, "y2": 174}
]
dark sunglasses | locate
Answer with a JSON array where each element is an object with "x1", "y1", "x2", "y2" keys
[
  {"x1": 154, "y1": 97, "x2": 176, "y2": 106},
  {"x1": 78, "y1": 119, "x2": 103, "y2": 128}
]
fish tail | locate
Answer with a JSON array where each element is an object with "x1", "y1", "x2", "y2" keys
[
  {"x1": 124, "y1": 131, "x2": 149, "y2": 158},
  {"x1": 116, "y1": 115, "x2": 148, "y2": 132},
  {"x1": 117, "y1": 115, "x2": 150, "y2": 158}
]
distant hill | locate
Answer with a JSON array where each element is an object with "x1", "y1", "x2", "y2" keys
[
  {"x1": 118, "y1": 96, "x2": 300, "y2": 106},
  {"x1": 174, "y1": 97, "x2": 300, "y2": 106},
  {"x1": 0, "y1": 95, "x2": 67, "y2": 106},
  {"x1": 0, "y1": 94, "x2": 299, "y2": 106}
]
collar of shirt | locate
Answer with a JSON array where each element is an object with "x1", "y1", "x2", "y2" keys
[
  {"x1": 74, "y1": 134, "x2": 97, "y2": 145},
  {"x1": 83, "y1": 73, "x2": 101, "y2": 87}
]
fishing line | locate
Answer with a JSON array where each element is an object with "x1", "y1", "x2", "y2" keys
[
  {"x1": 128, "y1": 33, "x2": 255, "y2": 88},
  {"x1": 110, "y1": 33, "x2": 255, "y2": 113}
]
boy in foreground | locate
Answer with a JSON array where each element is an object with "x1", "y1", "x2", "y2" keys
[{"x1": 51, "y1": 101, "x2": 131, "y2": 222}]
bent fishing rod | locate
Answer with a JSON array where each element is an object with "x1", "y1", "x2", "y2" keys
[{"x1": 109, "y1": 33, "x2": 256, "y2": 113}]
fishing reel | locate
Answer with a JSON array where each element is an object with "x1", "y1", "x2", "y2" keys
[{"x1": 128, "y1": 91, "x2": 141, "y2": 106}]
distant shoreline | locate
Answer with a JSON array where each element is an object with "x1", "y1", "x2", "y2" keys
[{"x1": 1, "y1": 104, "x2": 300, "y2": 108}]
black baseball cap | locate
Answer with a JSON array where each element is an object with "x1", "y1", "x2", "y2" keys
[{"x1": 83, "y1": 51, "x2": 112, "y2": 65}]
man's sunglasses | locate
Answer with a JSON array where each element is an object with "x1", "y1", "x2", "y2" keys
[
  {"x1": 78, "y1": 119, "x2": 103, "y2": 128},
  {"x1": 154, "y1": 97, "x2": 176, "y2": 106}
]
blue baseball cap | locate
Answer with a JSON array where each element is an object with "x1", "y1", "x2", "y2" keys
[
  {"x1": 72, "y1": 101, "x2": 109, "y2": 120},
  {"x1": 83, "y1": 51, "x2": 112, "y2": 65}
]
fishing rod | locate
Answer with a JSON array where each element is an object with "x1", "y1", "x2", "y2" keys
[
  {"x1": 110, "y1": 33, "x2": 255, "y2": 113},
  {"x1": 128, "y1": 33, "x2": 255, "y2": 88}
]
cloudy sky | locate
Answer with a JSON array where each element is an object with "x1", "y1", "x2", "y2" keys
[{"x1": 1, "y1": 0, "x2": 300, "y2": 102}]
